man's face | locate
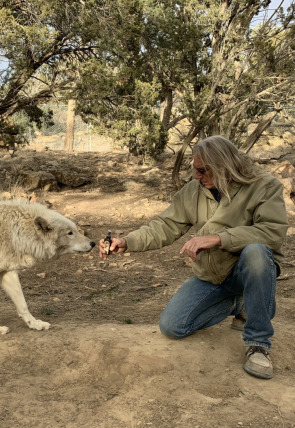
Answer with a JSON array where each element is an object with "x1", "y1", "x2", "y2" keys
[{"x1": 193, "y1": 155, "x2": 215, "y2": 189}]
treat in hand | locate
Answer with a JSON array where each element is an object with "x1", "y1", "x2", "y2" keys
[{"x1": 103, "y1": 230, "x2": 112, "y2": 255}]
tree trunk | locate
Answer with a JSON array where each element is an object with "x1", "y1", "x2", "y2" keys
[
  {"x1": 64, "y1": 99, "x2": 76, "y2": 152},
  {"x1": 172, "y1": 127, "x2": 198, "y2": 188},
  {"x1": 160, "y1": 88, "x2": 173, "y2": 130},
  {"x1": 242, "y1": 107, "x2": 281, "y2": 154}
]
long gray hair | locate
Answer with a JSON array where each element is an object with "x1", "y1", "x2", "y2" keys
[{"x1": 193, "y1": 136, "x2": 264, "y2": 200}]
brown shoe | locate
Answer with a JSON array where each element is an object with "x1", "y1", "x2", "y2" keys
[
  {"x1": 243, "y1": 346, "x2": 273, "y2": 379},
  {"x1": 231, "y1": 309, "x2": 247, "y2": 331}
]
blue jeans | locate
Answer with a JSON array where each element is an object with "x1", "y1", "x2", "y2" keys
[{"x1": 159, "y1": 244, "x2": 277, "y2": 349}]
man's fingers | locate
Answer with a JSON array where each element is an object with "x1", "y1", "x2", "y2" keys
[
  {"x1": 99, "y1": 237, "x2": 127, "y2": 259},
  {"x1": 180, "y1": 242, "x2": 201, "y2": 260}
]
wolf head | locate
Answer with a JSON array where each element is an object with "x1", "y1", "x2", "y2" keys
[
  {"x1": 0, "y1": 199, "x2": 95, "y2": 269},
  {"x1": 34, "y1": 215, "x2": 96, "y2": 257}
]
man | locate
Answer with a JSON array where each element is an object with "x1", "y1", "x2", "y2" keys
[{"x1": 99, "y1": 135, "x2": 288, "y2": 379}]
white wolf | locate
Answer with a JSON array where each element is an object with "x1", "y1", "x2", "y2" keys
[{"x1": 0, "y1": 198, "x2": 96, "y2": 334}]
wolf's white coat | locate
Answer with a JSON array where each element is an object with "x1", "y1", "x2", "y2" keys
[{"x1": 0, "y1": 199, "x2": 95, "y2": 334}]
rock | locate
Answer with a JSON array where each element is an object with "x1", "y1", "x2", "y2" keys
[
  {"x1": 267, "y1": 160, "x2": 295, "y2": 209},
  {"x1": 272, "y1": 160, "x2": 295, "y2": 178},
  {"x1": 114, "y1": 230, "x2": 125, "y2": 235},
  {"x1": 29, "y1": 192, "x2": 39, "y2": 202},
  {"x1": 123, "y1": 180, "x2": 140, "y2": 191},
  {"x1": 52, "y1": 170, "x2": 90, "y2": 187},
  {"x1": 282, "y1": 131, "x2": 295, "y2": 145},
  {"x1": 45, "y1": 160, "x2": 60, "y2": 167},
  {"x1": 249, "y1": 136, "x2": 292, "y2": 161},
  {"x1": 21, "y1": 171, "x2": 58, "y2": 191},
  {"x1": 36, "y1": 272, "x2": 46, "y2": 278},
  {"x1": 252, "y1": 146, "x2": 290, "y2": 161},
  {"x1": 0, "y1": 191, "x2": 12, "y2": 199},
  {"x1": 107, "y1": 160, "x2": 118, "y2": 167},
  {"x1": 78, "y1": 220, "x2": 91, "y2": 226},
  {"x1": 277, "y1": 177, "x2": 295, "y2": 208}
]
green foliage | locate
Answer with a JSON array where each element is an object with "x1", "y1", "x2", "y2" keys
[
  {"x1": 0, "y1": 0, "x2": 295, "y2": 158},
  {"x1": 75, "y1": 0, "x2": 295, "y2": 157},
  {"x1": 0, "y1": 119, "x2": 26, "y2": 148},
  {"x1": 41, "y1": 306, "x2": 54, "y2": 316},
  {"x1": 123, "y1": 318, "x2": 133, "y2": 324}
]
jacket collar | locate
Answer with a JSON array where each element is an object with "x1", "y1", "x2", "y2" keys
[{"x1": 199, "y1": 180, "x2": 242, "y2": 203}]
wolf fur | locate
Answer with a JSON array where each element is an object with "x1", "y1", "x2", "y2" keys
[{"x1": 0, "y1": 199, "x2": 95, "y2": 334}]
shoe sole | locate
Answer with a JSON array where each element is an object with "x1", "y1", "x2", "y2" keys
[
  {"x1": 243, "y1": 363, "x2": 273, "y2": 379},
  {"x1": 231, "y1": 324, "x2": 244, "y2": 331}
]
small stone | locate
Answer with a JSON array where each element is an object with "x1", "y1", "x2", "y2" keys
[
  {"x1": 36, "y1": 272, "x2": 46, "y2": 278},
  {"x1": 114, "y1": 230, "x2": 124, "y2": 235},
  {"x1": 78, "y1": 220, "x2": 91, "y2": 226},
  {"x1": 109, "y1": 262, "x2": 118, "y2": 267},
  {"x1": 0, "y1": 191, "x2": 12, "y2": 199}
]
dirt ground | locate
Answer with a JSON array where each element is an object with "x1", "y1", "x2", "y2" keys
[{"x1": 0, "y1": 149, "x2": 295, "y2": 428}]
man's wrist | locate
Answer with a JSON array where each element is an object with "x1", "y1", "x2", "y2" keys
[
  {"x1": 120, "y1": 238, "x2": 128, "y2": 250},
  {"x1": 211, "y1": 234, "x2": 221, "y2": 246}
]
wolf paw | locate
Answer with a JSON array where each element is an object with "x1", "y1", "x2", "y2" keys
[
  {"x1": 28, "y1": 319, "x2": 51, "y2": 331},
  {"x1": 0, "y1": 326, "x2": 10, "y2": 335}
]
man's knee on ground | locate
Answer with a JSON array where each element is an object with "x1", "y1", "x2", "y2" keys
[{"x1": 159, "y1": 313, "x2": 186, "y2": 339}]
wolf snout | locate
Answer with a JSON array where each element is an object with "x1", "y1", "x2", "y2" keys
[{"x1": 90, "y1": 241, "x2": 96, "y2": 248}]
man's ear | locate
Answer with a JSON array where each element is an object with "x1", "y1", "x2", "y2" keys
[{"x1": 34, "y1": 216, "x2": 53, "y2": 232}]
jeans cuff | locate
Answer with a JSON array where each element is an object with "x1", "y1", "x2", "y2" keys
[{"x1": 244, "y1": 340, "x2": 271, "y2": 350}]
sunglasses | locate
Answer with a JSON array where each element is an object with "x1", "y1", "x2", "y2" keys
[{"x1": 194, "y1": 166, "x2": 210, "y2": 175}]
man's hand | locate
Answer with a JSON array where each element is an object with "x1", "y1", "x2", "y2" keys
[
  {"x1": 180, "y1": 235, "x2": 221, "y2": 261},
  {"x1": 99, "y1": 237, "x2": 127, "y2": 260}
]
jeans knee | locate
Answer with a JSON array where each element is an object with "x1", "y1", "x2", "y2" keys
[
  {"x1": 159, "y1": 312, "x2": 184, "y2": 339},
  {"x1": 240, "y1": 244, "x2": 274, "y2": 276}
]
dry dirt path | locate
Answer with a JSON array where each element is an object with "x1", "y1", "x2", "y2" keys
[{"x1": 0, "y1": 151, "x2": 295, "y2": 427}]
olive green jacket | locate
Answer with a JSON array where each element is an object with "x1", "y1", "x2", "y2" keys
[{"x1": 125, "y1": 173, "x2": 289, "y2": 284}]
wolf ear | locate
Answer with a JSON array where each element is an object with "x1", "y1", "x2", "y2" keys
[{"x1": 34, "y1": 216, "x2": 53, "y2": 232}]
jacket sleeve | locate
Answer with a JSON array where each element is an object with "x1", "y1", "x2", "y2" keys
[
  {"x1": 218, "y1": 180, "x2": 289, "y2": 253},
  {"x1": 125, "y1": 185, "x2": 194, "y2": 252}
]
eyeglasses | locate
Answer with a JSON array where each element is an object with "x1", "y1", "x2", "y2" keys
[{"x1": 194, "y1": 166, "x2": 210, "y2": 175}]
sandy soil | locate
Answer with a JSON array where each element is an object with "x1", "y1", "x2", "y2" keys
[{"x1": 0, "y1": 150, "x2": 295, "y2": 428}]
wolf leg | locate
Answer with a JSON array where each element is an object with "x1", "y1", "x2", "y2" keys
[
  {"x1": 0, "y1": 271, "x2": 51, "y2": 331},
  {"x1": 0, "y1": 273, "x2": 10, "y2": 334}
]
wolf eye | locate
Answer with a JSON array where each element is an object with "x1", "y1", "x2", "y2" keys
[{"x1": 68, "y1": 231, "x2": 74, "y2": 235}]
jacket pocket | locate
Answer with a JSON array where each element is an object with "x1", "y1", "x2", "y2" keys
[{"x1": 208, "y1": 248, "x2": 239, "y2": 283}]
